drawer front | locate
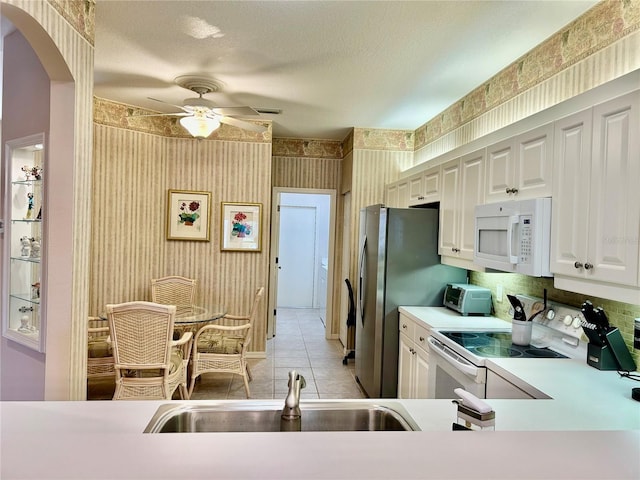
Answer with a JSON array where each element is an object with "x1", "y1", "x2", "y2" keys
[
  {"x1": 414, "y1": 324, "x2": 430, "y2": 351},
  {"x1": 399, "y1": 315, "x2": 416, "y2": 339}
]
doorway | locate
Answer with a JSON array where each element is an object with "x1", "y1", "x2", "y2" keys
[
  {"x1": 268, "y1": 188, "x2": 336, "y2": 338},
  {"x1": 277, "y1": 204, "x2": 317, "y2": 307}
]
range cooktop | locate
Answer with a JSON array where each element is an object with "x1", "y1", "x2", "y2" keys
[{"x1": 439, "y1": 331, "x2": 568, "y2": 359}]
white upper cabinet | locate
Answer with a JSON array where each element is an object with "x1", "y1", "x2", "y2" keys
[
  {"x1": 485, "y1": 123, "x2": 553, "y2": 203},
  {"x1": 439, "y1": 159, "x2": 461, "y2": 258},
  {"x1": 385, "y1": 165, "x2": 440, "y2": 209},
  {"x1": 408, "y1": 166, "x2": 440, "y2": 206},
  {"x1": 551, "y1": 109, "x2": 592, "y2": 278},
  {"x1": 385, "y1": 179, "x2": 410, "y2": 208},
  {"x1": 408, "y1": 175, "x2": 423, "y2": 204},
  {"x1": 552, "y1": 91, "x2": 640, "y2": 302},
  {"x1": 397, "y1": 181, "x2": 409, "y2": 207},
  {"x1": 385, "y1": 182, "x2": 400, "y2": 208},
  {"x1": 439, "y1": 149, "x2": 485, "y2": 267}
]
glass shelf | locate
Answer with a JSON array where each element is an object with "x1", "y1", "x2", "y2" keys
[
  {"x1": 10, "y1": 256, "x2": 41, "y2": 264},
  {"x1": 3, "y1": 134, "x2": 46, "y2": 353},
  {"x1": 9, "y1": 293, "x2": 41, "y2": 305},
  {"x1": 12, "y1": 179, "x2": 43, "y2": 186}
]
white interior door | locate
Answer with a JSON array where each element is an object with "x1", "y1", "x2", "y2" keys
[{"x1": 277, "y1": 205, "x2": 316, "y2": 307}]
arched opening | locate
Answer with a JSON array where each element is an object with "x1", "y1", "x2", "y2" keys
[{"x1": 1, "y1": 3, "x2": 78, "y2": 400}]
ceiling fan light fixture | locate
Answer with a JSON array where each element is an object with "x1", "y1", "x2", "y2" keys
[{"x1": 179, "y1": 115, "x2": 220, "y2": 139}]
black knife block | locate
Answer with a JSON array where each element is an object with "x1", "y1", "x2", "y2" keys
[{"x1": 587, "y1": 328, "x2": 637, "y2": 371}]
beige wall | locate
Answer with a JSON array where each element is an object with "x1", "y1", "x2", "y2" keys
[
  {"x1": 1, "y1": 27, "x2": 50, "y2": 400},
  {"x1": 3, "y1": 0, "x2": 639, "y2": 401},
  {"x1": 413, "y1": 0, "x2": 640, "y2": 157},
  {"x1": 346, "y1": 146, "x2": 414, "y2": 282},
  {"x1": 90, "y1": 124, "x2": 272, "y2": 353},
  {"x1": 272, "y1": 142, "x2": 343, "y2": 336},
  {"x1": 414, "y1": 0, "x2": 640, "y2": 363},
  {"x1": 1, "y1": 0, "x2": 94, "y2": 401}
]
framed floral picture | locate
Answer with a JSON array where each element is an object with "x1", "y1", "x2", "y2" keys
[
  {"x1": 220, "y1": 202, "x2": 262, "y2": 252},
  {"x1": 166, "y1": 189, "x2": 212, "y2": 241}
]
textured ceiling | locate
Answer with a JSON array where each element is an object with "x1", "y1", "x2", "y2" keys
[{"x1": 93, "y1": 1, "x2": 597, "y2": 140}]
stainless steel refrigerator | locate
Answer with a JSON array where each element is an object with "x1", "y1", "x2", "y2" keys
[{"x1": 355, "y1": 205, "x2": 467, "y2": 398}]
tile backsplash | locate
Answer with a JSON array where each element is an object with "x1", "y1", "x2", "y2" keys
[{"x1": 469, "y1": 271, "x2": 640, "y2": 367}]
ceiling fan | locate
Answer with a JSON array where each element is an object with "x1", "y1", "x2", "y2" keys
[{"x1": 134, "y1": 76, "x2": 268, "y2": 139}]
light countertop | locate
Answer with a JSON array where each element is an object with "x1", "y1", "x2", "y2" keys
[
  {"x1": 399, "y1": 307, "x2": 640, "y2": 431},
  {"x1": 1, "y1": 307, "x2": 639, "y2": 479}
]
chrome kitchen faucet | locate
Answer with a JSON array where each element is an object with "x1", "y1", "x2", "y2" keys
[{"x1": 281, "y1": 370, "x2": 306, "y2": 420}]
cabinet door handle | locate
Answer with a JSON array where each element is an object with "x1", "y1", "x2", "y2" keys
[
  {"x1": 505, "y1": 187, "x2": 512, "y2": 194},
  {"x1": 402, "y1": 323, "x2": 407, "y2": 329},
  {"x1": 584, "y1": 262, "x2": 593, "y2": 270},
  {"x1": 574, "y1": 261, "x2": 583, "y2": 269},
  {"x1": 419, "y1": 336, "x2": 425, "y2": 342}
]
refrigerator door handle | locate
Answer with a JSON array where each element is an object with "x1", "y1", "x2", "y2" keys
[{"x1": 358, "y1": 236, "x2": 367, "y2": 325}]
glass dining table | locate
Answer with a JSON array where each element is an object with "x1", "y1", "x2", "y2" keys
[
  {"x1": 99, "y1": 303, "x2": 226, "y2": 335},
  {"x1": 173, "y1": 304, "x2": 226, "y2": 330}
]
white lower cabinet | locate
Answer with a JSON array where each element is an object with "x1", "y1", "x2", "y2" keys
[
  {"x1": 397, "y1": 313, "x2": 430, "y2": 399},
  {"x1": 486, "y1": 369, "x2": 536, "y2": 399}
]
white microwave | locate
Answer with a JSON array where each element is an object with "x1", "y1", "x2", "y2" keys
[{"x1": 474, "y1": 197, "x2": 552, "y2": 277}]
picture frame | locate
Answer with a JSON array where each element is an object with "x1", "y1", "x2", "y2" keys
[
  {"x1": 166, "y1": 189, "x2": 212, "y2": 241},
  {"x1": 220, "y1": 202, "x2": 262, "y2": 252}
]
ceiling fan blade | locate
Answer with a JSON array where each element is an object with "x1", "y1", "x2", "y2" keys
[
  {"x1": 147, "y1": 97, "x2": 189, "y2": 111},
  {"x1": 211, "y1": 106, "x2": 260, "y2": 117},
  {"x1": 219, "y1": 116, "x2": 267, "y2": 133},
  {"x1": 130, "y1": 112, "x2": 189, "y2": 118}
]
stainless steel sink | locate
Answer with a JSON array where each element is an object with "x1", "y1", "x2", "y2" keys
[{"x1": 144, "y1": 401, "x2": 419, "y2": 433}]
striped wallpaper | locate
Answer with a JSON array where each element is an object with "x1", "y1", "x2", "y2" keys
[
  {"x1": 90, "y1": 125, "x2": 272, "y2": 353},
  {"x1": 345, "y1": 148, "x2": 414, "y2": 284},
  {"x1": 271, "y1": 154, "x2": 343, "y2": 335},
  {"x1": 1, "y1": 0, "x2": 94, "y2": 401},
  {"x1": 272, "y1": 156, "x2": 341, "y2": 190},
  {"x1": 5, "y1": 0, "x2": 639, "y2": 400}
]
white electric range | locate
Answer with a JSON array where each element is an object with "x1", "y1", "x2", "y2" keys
[{"x1": 427, "y1": 295, "x2": 588, "y2": 399}]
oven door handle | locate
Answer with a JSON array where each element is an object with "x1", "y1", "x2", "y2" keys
[{"x1": 427, "y1": 337, "x2": 479, "y2": 377}]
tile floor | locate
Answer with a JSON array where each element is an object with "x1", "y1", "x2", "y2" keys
[{"x1": 88, "y1": 308, "x2": 365, "y2": 400}]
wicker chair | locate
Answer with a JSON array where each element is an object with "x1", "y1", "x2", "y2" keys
[
  {"x1": 189, "y1": 287, "x2": 264, "y2": 398},
  {"x1": 150, "y1": 275, "x2": 197, "y2": 315},
  {"x1": 87, "y1": 316, "x2": 114, "y2": 379},
  {"x1": 106, "y1": 301, "x2": 192, "y2": 400}
]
